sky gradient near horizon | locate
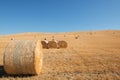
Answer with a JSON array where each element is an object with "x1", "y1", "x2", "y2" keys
[{"x1": 0, "y1": 0, "x2": 120, "y2": 34}]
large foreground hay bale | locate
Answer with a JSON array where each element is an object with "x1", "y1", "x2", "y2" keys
[
  {"x1": 3, "y1": 40, "x2": 43, "y2": 75},
  {"x1": 47, "y1": 41, "x2": 58, "y2": 48},
  {"x1": 58, "y1": 41, "x2": 68, "y2": 48},
  {"x1": 41, "y1": 41, "x2": 48, "y2": 49}
]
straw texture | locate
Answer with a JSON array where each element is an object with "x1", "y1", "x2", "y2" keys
[
  {"x1": 58, "y1": 41, "x2": 67, "y2": 48},
  {"x1": 3, "y1": 40, "x2": 43, "y2": 75},
  {"x1": 41, "y1": 41, "x2": 48, "y2": 49},
  {"x1": 47, "y1": 41, "x2": 58, "y2": 48}
]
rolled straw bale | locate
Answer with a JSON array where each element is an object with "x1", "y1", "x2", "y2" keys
[
  {"x1": 3, "y1": 40, "x2": 43, "y2": 75},
  {"x1": 58, "y1": 41, "x2": 68, "y2": 48},
  {"x1": 41, "y1": 41, "x2": 48, "y2": 49},
  {"x1": 11, "y1": 38, "x2": 14, "y2": 40},
  {"x1": 47, "y1": 41, "x2": 58, "y2": 48}
]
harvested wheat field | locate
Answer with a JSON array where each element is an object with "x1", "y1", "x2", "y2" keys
[{"x1": 0, "y1": 30, "x2": 120, "y2": 80}]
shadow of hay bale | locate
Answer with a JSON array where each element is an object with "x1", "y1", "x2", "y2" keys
[
  {"x1": 0, "y1": 65, "x2": 7, "y2": 77},
  {"x1": 0, "y1": 65, "x2": 37, "y2": 78}
]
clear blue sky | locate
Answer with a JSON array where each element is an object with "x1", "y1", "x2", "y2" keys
[{"x1": 0, "y1": 0, "x2": 120, "y2": 34}]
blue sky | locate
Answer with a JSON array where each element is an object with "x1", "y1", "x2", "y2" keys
[{"x1": 0, "y1": 0, "x2": 120, "y2": 34}]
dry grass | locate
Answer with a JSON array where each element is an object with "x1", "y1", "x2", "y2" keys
[{"x1": 0, "y1": 30, "x2": 120, "y2": 80}]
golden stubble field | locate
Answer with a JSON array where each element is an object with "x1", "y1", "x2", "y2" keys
[{"x1": 0, "y1": 30, "x2": 120, "y2": 80}]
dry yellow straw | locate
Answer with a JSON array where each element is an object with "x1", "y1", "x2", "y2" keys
[
  {"x1": 3, "y1": 40, "x2": 43, "y2": 75},
  {"x1": 48, "y1": 41, "x2": 58, "y2": 49},
  {"x1": 58, "y1": 41, "x2": 68, "y2": 48}
]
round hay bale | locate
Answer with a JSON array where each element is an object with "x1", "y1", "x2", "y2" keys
[
  {"x1": 75, "y1": 35, "x2": 79, "y2": 39},
  {"x1": 47, "y1": 41, "x2": 58, "y2": 48},
  {"x1": 11, "y1": 38, "x2": 14, "y2": 40},
  {"x1": 3, "y1": 40, "x2": 43, "y2": 75},
  {"x1": 58, "y1": 41, "x2": 68, "y2": 48},
  {"x1": 41, "y1": 41, "x2": 48, "y2": 49}
]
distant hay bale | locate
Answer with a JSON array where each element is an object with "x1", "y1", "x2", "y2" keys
[
  {"x1": 11, "y1": 38, "x2": 14, "y2": 40},
  {"x1": 58, "y1": 41, "x2": 68, "y2": 48},
  {"x1": 3, "y1": 40, "x2": 43, "y2": 75},
  {"x1": 47, "y1": 41, "x2": 58, "y2": 48},
  {"x1": 75, "y1": 35, "x2": 79, "y2": 39},
  {"x1": 89, "y1": 32, "x2": 92, "y2": 35},
  {"x1": 113, "y1": 32, "x2": 115, "y2": 34},
  {"x1": 41, "y1": 41, "x2": 48, "y2": 49},
  {"x1": 75, "y1": 36, "x2": 78, "y2": 39}
]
